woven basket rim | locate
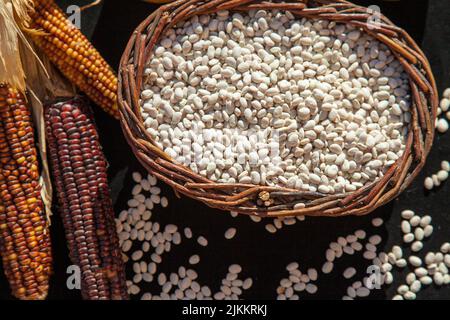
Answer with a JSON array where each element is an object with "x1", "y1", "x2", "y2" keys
[{"x1": 118, "y1": 0, "x2": 438, "y2": 218}]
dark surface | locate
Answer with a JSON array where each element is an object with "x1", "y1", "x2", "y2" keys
[{"x1": 0, "y1": 0, "x2": 448, "y2": 300}]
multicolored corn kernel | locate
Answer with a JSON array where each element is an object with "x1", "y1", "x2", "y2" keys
[
  {"x1": 45, "y1": 96, "x2": 128, "y2": 300},
  {"x1": 0, "y1": 83, "x2": 52, "y2": 300},
  {"x1": 30, "y1": 0, "x2": 119, "y2": 119}
]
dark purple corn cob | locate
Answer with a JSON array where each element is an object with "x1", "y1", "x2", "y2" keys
[{"x1": 44, "y1": 96, "x2": 128, "y2": 300}]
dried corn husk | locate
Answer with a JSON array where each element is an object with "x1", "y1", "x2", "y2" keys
[
  {"x1": 0, "y1": 0, "x2": 38, "y2": 92},
  {"x1": 22, "y1": 46, "x2": 77, "y2": 219}
]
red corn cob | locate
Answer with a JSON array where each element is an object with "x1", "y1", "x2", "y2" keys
[
  {"x1": 44, "y1": 96, "x2": 127, "y2": 300},
  {"x1": 0, "y1": 84, "x2": 52, "y2": 300}
]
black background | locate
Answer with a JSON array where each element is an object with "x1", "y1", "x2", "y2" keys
[{"x1": 0, "y1": 0, "x2": 449, "y2": 300}]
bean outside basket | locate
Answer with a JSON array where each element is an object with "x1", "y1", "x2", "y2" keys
[{"x1": 118, "y1": 0, "x2": 438, "y2": 218}]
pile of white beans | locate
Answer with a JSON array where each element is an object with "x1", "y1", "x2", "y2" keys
[
  {"x1": 117, "y1": 172, "x2": 449, "y2": 300},
  {"x1": 117, "y1": 172, "x2": 254, "y2": 300},
  {"x1": 140, "y1": 9, "x2": 411, "y2": 194},
  {"x1": 277, "y1": 210, "x2": 449, "y2": 300},
  {"x1": 424, "y1": 88, "x2": 450, "y2": 191}
]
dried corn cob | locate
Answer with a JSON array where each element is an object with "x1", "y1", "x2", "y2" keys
[
  {"x1": 45, "y1": 96, "x2": 127, "y2": 300},
  {"x1": 0, "y1": 83, "x2": 52, "y2": 300},
  {"x1": 30, "y1": 0, "x2": 119, "y2": 119}
]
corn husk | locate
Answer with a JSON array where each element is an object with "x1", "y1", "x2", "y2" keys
[
  {"x1": 22, "y1": 45, "x2": 78, "y2": 221},
  {"x1": 0, "y1": 0, "x2": 38, "y2": 92}
]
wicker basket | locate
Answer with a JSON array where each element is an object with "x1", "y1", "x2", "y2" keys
[{"x1": 118, "y1": 0, "x2": 438, "y2": 218}]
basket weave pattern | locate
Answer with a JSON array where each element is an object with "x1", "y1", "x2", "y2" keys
[{"x1": 118, "y1": 0, "x2": 438, "y2": 217}]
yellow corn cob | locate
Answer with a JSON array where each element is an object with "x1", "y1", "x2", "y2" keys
[
  {"x1": 29, "y1": 0, "x2": 119, "y2": 119},
  {"x1": 0, "y1": 83, "x2": 52, "y2": 300}
]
